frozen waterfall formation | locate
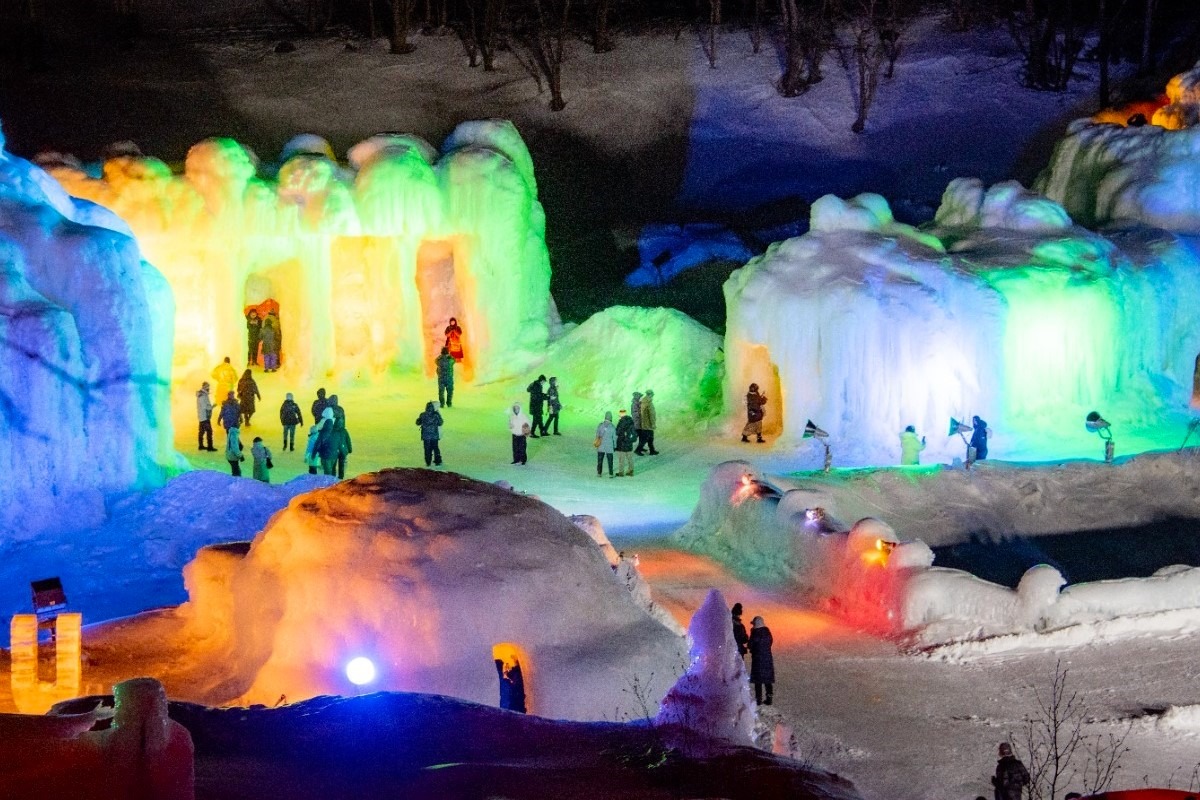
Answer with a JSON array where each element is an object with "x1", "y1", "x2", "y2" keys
[
  {"x1": 45, "y1": 120, "x2": 554, "y2": 381},
  {"x1": 0, "y1": 123, "x2": 174, "y2": 536},
  {"x1": 179, "y1": 469, "x2": 685, "y2": 720},
  {"x1": 723, "y1": 181, "x2": 1200, "y2": 462}
]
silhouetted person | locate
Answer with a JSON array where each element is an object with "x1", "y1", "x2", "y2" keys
[
  {"x1": 311, "y1": 387, "x2": 330, "y2": 421},
  {"x1": 436, "y1": 347, "x2": 455, "y2": 408},
  {"x1": 742, "y1": 383, "x2": 767, "y2": 443},
  {"x1": 546, "y1": 376, "x2": 562, "y2": 435},
  {"x1": 991, "y1": 742, "x2": 1030, "y2": 800},
  {"x1": 279, "y1": 393, "x2": 303, "y2": 451},
  {"x1": 245, "y1": 308, "x2": 262, "y2": 366},
  {"x1": 237, "y1": 369, "x2": 260, "y2": 427},
  {"x1": 731, "y1": 602, "x2": 749, "y2": 658},
  {"x1": 527, "y1": 375, "x2": 548, "y2": 437},
  {"x1": 444, "y1": 317, "x2": 464, "y2": 363},
  {"x1": 970, "y1": 415, "x2": 989, "y2": 461},
  {"x1": 416, "y1": 401, "x2": 444, "y2": 467},
  {"x1": 749, "y1": 615, "x2": 774, "y2": 704}
]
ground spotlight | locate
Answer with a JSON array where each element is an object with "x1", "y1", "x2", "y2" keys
[
  {"x1": 1085, "y1": 411, "x2": 1114, "y2": 463},
  {"x1": 345, "y1": 656, "x2": 377, "y2": 686}
]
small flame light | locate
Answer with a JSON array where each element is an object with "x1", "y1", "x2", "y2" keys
[{"x1": 345, "y1": 656, "x2": 377, "y2": 686}]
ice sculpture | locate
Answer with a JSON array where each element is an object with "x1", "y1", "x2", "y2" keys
[
  {"x1": 0, "y1": 121, "x2": 174, "y2": 536},
  {"x1": 44, "y1": 120, "x2": 554, "y2": 382}
]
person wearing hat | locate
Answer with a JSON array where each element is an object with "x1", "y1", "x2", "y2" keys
[
  {"x1": 731, "y1": 602, "x2": 749, "y2": 658},
  {"x1": 635, "y1": 390, "x2": 659, "y2": 455},
  {"x1": 615, "y1": 408, "x2": 637, "y2": 476},
  {"x1": 748, "y1": 615, "x2": 774, "y2": 705},
  {"x1": 196, "y1": 381, "x2": 216, "y2": 451},
  {"x1": 742, "y1": 383, "x2": 767, "y2": 443},
  {"x1": 991, "y1": 742, "x2": 1030, "y2": 800}
]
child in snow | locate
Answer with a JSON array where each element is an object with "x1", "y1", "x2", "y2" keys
[{"x1": 251, "y1": 436, "x2": 272, "y2": 483}]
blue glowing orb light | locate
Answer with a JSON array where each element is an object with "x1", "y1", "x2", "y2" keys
[{"x1": 345, "y1": 656, "x2": 377, "y2": 686}]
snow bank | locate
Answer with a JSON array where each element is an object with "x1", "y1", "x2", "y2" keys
[
  {"x1": 541, "y1": 305, "x2": 723, "y2": 428},
  {"x1": 626, "y1": 223, "x2": 754, "y2": 287},
  {"x1": 179, "y1": 469, "x2": 685, "y2": 720},
  {"x1": 43, "y1": 119, "x2": 554, "y2": 383},
  {"x1": 1035, "y1": 61, "x2": 1200, "y2": 231},
  {"x1": 656, "y1": 588, "x2": 756, "y2": 749},
  {"x1": 725, "y1": 186, "x2": 1200, "y2": 463},
  {"x1": 0, "y1": 123, "x2": 174, "y2": 537}
]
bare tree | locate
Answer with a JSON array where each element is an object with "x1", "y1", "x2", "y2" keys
[
  {"x1": 591, "y1": 0, "x2": 615, "y2": 52},
  {"x1": 511, "y1": 0, "x2": 571, "y2": 110},
  {"x1": 461, "y1": 0, "x2": 505, "y2": 68},
  {"x1": 389, "y1": 0, "x2": 417, "y2": 51},
  {"x1": 1008, "y1": 0, "x2": 1085, "y2": 91},
  {"x1": 749, "y1": 0, "x2": 765, "y2": 53},
  {"x1": 703, "y1": 0, "x2": 721, "y2": 68},
  {"x1": 778, "y1": 0, "x2": 834, "y2": 97},
  {"x1": 1138, "y1": 0, "x2": 1157, "y2": 74},
  {"x1": 839, "y1": 0, "x2": 913, "y2": 132}
]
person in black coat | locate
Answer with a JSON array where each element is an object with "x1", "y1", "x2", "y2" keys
[
  {"x1": 526, "y1": 375, "x2": 548, "y2": 437},
  {"x1": 991, "y1": 742, "x2": 1030, "y2": 800},
  {"x1": 416, "y1": 401, "x2": 444, "y2": 467},
  {"x1": 731, "y1": 602, "x2": 749, "y2": 658},
  {"x1": 749, "y1": 615, "x2": 774, "y2": 705},
  {"x1": 311, "y1": 388, "x2": 329, "y2": 421},
  {"x1": 245, "y1": 308, "x2": 262, "y2": 366},
  {"x1": 970, "y1": 415, "x2": 989, "y2": 461}
]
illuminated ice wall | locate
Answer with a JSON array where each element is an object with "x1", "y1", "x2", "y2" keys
[
  {"x1": 0, "y1": 123, "x2": 174, "y2": 536},
  {"x1": 724, "y1": 182, "x2": 1200, "y2": 462},
  {"x1": 46, "y1": 120, "x2": 554, "y2": 382}
]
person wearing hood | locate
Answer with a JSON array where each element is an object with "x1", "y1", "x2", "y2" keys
[
  {"x1": 303, "y1": 417, "x2": 326, "y2": 475},
  {"x1": 330, "y1": 415, "x2": 353, "y2": 479},
  {"x1": 970, "y1": 415, "x2": 989, "y2": 461},
  {"x1": 991, "y1": 743, "x2": 1030, "y2": 800},
  {"x1": 251, "y1": 436, "x2": 272, "y2": 483},
  {"x1": 731, "y1": 603, "x2": 749, "y2": 658},
  {"x1": 260, "y1": 313, "x2": 281, "y2": 372},
  {"x1": 218, "y1": 391, "x2": 241, "y2": 433},
  {"x1": 900, "y1": 425, "x2": 926, "y2": 465},
  {"x1": 636, "y1": 390, "x2": 659, "y2": 455},
  {"x1": 526, "y1": 375, "x2": 548, "y2": 438},
  {"x1": 508, "y1": 403, "x2": 531, "y2": 465},
  {"x1": 225, "y1": 423, "x2": 245, "y2": 477},
  {"x1": 444, "y1": 317, "x2": 465, "y2": 363},
  {"x1": 615, "y1": 408, "x2": 636, "y2": 477},
  {"x1": 749, "y1": 615, "x2": 774, "y2": 705},
  {"x1": 416, "y1": 401, "x2": 444, "y2": 467},
  {"x1": 211, "y1": 356, "x2": 237, "y2": 402},
  {"x1": 279, "y1": 393, "x2": 303, "y2": 452},
  {"x1": 594, "y1": 411, "x2": 617, "y2": 477},
  {"x1": 311, "y1": 388, "x2": 330, "y2": 421},
  {"x1": 546, "y1": 377, "x2": 562, "y2": 435},
  {"x1": 196, "y1": 382, "x2": 216, "y2": 452},
  {"x1": 742, "y1": 383, "x2": 767, "y2": 443},
  {"x1": 315, "y1": 407, "x2": 338, "y2": 476},
  {"x1": 237, "y1": 369, "x2": 260, "y2": 427},
  {"x1": 435, "y1": 347, "x2": 456, "y2": 408}
]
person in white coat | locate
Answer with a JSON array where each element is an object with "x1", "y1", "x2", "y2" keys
[
  {"x1": 508, "y1": 403, "x2": 532, "y2": 465},
  {"x1": 196, "y1": 382, "x2": 216, "y2": 452}
]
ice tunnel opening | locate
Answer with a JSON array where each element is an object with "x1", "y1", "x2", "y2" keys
[
  {"x1": 417, "y1": 239, "x2": 471, "y2": 381},
  {"x1": 491, "y1": 642, "x2": 529, "y2": 714}
]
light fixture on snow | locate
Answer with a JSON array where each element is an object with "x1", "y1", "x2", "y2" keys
[
  {"x1": 345, "y1": 656, "x2": 377, "y2": 686},
  {"x1": 803, "y1": 420, "x2": 832, "y2": 473},
  {"x1": 1085, "y1": 411, "x2": 1114, "y2": 463},
  {"x1": 948, "y1": 417, "x2": 975, "y2": 469}
]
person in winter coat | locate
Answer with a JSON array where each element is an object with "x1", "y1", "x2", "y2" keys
[
  {"x1": 211, "y1": 357, "x2": 238, "y2": 403},
  {"x1": 237, "y1": 369, "x2": 260, "y2": 427},
  {"x1": 331, "y1": 416, "x2": 353, "y2": 479},
  {"x1": 196, "y1": 382, "x2": 216, "y2": 451},
  {"x1": 219, "y1": 391, "x2": 241, "y2": 432},
  {"x1": 329, "y1": 394, "x2": 345, "y2": 425},
  {"x1": 260, "y1": 314, "x2": 281, "y2": 372},
  {"x1": 526, "y1": 375, "x2": 548, "y2": 437},
  {"x1": 742, "y1": 383, "x2": 767, "y2": 443},
  {"x1": 251, "y1": 436, "x2": 272, "y2": 483},
  {"x1": 435, "y1": 347, "x2": 456, "y2": 408},
  {"x1": 279, "y1": 393, "x2": 303, "y2": 451},
  {"x1": 311, "y1": 387, "x2": 330, "y2": 421},
  {"x1": 636, "y1": 390, "x2": 659, "y2": 455},
  {"x1": 508, "y1": 403, "x2": 531, "y2": 465},
  {"x1": 416, "y1": 401, "x2": 444, "y2": 467},
  {"x1": 595, "y1": 411, "x2": 617, "y2": 477},
  {"x1": 444, "y1": 317, "x2": 465, "y2": 363},
  {"x1": 631, "y1": 392, "x2": 643, "y2": 449},
  {"x1": 900, "y1": 425, "x2": 926, "y2": 465},
  {"x1": 225, "y1": 424, "x2": 245, "y2": 477},
  {"x1": 245, "y1": 308, "x2": 262, "y2": 366},
  {"x1": 970, "y1": 415, "x2": 989, "y2": 461},
  {"x1": 545, "y1": 377, "x2": 562, "y2": 435},
  {"x1": 303, "y1": 420, "x2": 324, "y2": 475},
  {"x1": 615, "y1": 409, "x2": 637, "y2": 477},
  {"x1": 314, "y1": 407, "x2": 337, "y2": 475},
  {"x1": 731, "y1": 602, "x2": 749, "y2": 658},
  {"x1": 991, "y1": 742, "x2": 1030, "y2": 800},
  {"x1": 749, "y1": 615, "x2": 774, "y2": 705}
]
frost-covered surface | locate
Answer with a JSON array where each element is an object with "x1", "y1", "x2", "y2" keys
[
  {"x1": 656, "y1": 588, "x2": 757, "y2": 749},
  {"x1": 541, "y1": 305, "x2": 724, "y2": 427},
  {"x1": 0, "y1": 126, "x2": 174, "y2": 537},
  {"x1": 724, "y1": 187, "x2": 1200, "y2": 463},
  {"x1": 177, "y1": 469, "x2": 685, "y2": 718},
  {"x1": 42, "y1": 119, "x2": 553, "y2": 383},
  {"x1": 626, "y1": 223, "x2": 754, "y2": 287},
  {"x1": 1035, "y1": 61, "x2": 1200, "y2": 231}
]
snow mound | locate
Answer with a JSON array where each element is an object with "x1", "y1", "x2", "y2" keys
[
  {"x1": 0, "y1": 130, "x2": 175, "y2": 537},
  {"x1": 934, "y1": 178, "x2": 1072, "y2": 232},
  {"x1": 656, "y1": 588, "x2": 756, "y2": 750},
  {"x1": 1036, "y1": 61, "x2": 1200, "y2": 231},
  {"x1": 810, "y1": 193, "x2": 944, "y2": 251},
  {"x1": 180, "y1": 469, "x2": 685, "y2": 720},
  {"x1": 626, "y1": 223, "x2": 754, "y2": 287},
  {"x1": 543, "y1": 305, "x2": 723, "y2": 426}
]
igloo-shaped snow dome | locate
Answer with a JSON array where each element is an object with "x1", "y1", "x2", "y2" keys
[{"x1": 180, "y1": 469, "x2": 685, "y2": 720}]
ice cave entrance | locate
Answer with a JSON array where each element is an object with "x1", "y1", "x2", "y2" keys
[
  {"x1": 417, "y1": 240, "x2": 471, "y2": 380},
  {"x1": 491, "y1": 643, "x2": 528, "y2": 714},
  {"x1": 244, "y1": 270, "x2": 293, "y2": 370}
]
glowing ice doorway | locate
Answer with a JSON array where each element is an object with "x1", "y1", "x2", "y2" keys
[
  {"x1": 491, "y1": 643, "x2": 529, "y2": 714},
  {"x1": 244, "y1": 265, "x2": 300, "y2": 373},
  {"x1": 417, "y1": 240, "x2": 470, "y2": 380}
]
